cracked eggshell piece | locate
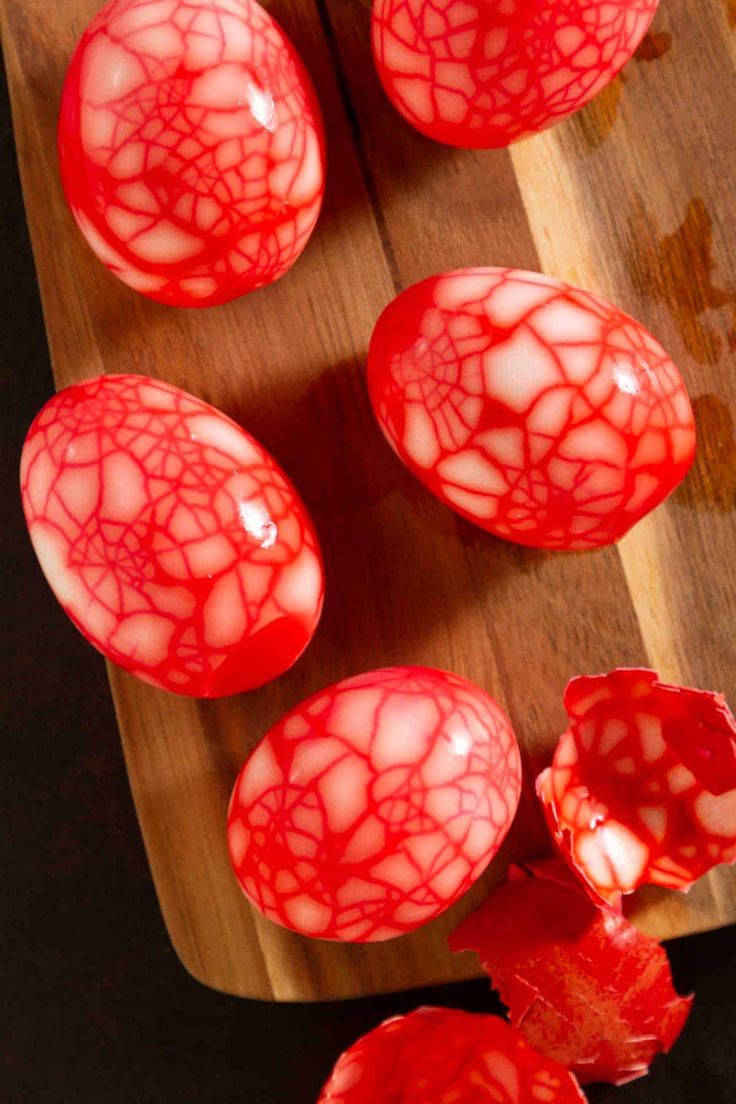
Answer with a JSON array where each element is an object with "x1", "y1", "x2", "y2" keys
[
  {"x1": 537, "y1": 668, "x2": 736, "y2": 904},
  {"x1": 367, "y1": 268, "x2": 695, "y2": 550},
  {"x1": 227, "y1": 666, "x2": 522, "y2": 942},
  {"x1": 20, "y1": 374, "x2": 324, "y2": 698},
  {"x1": 449, "y1": 859, "x2": 692, "y2": 1086},
  {"x1": 59, "y1": 0, "x2": 326, "y2": 307},
  {"x1": 317, "y1": 1006, "x2": 588, "y2": 1103},
  {"x1": 372, "y1": 0, "x2": 658, "y2": 149}
]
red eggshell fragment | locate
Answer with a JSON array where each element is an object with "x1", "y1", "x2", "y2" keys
[
  {"x1": 449, "y1": 859, "x2": 693, "y2": 1086},
  {"x1": 367, "y1": 268, "x2": 695, "y2": 550},
  {"x1": 317, "y1": 1006, "x2": 588, "y2": 1103},
  {"x1": 20, "y1": 374, "x2": 324, "y2": 697},
  {"x1": 228, "y1": 666, "x2": 522, "y2": 942},
  {"x1": 372, "y1": 0, "x2": 658, "y2": 149},
  {"x1": 59, "y1": 0, "x2": 325, "y2": 307},
  {"x1": 537, "y1": 669, "x2": 736, "y2": 903}
]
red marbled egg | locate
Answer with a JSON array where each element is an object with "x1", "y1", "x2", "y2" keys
[
  {"x1": 317, "y1": 1007, "x2": 587, "y2": 1103},
  {"x1": 372, "y1": 0, "x2": 658, "y2": 148},
  {"x1": 20, "y1": 374, "x2": 324, "y2": 697},
  {"x1": 58, "y1": 0, "x2": 326, "y2": 307},
  {"x1": 228, "y1": 666, "x2": 521, "y2": 941},
  {"x1": 368, "y1": 268, "x2": 696, "y2": 550}
]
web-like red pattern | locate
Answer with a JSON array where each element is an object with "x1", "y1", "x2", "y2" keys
[
  {"x1": 317, "y1": 1006, "x2": 588, "y2": 1103},
  {"x1": 450, "y1": 860, "x2": 692, "y2": 1086},
  {"x1": 59, "y1": 0, "x2": 325, "y2": 307},
  {"x1": 537, "y1": 669, "x2": 736, "y2": 904},
  {"x1": 368, "y1": 268, "x2": 695, "y2": 550},
  {"x1": 20, "y1": 374, "x2": 324, "y2": 697},
  {"x1": 372, "y1": 0, "x2": 658, "y2": 148},
  {"x1": 228, "y1": 667, "x2": 521, "y2": 942}
]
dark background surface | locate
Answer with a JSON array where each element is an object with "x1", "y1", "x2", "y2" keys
[{"x1": 1, "y1": 58, "x2": 734, "y2": 1104}]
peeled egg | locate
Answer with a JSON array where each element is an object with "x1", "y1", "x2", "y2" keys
[
  {"x1": 317, "y1": 1007, "x2": 588, "y2": 1103},
  {"x1": 372, "y1": 0, "x2": 659, "y2": 148},
  {"x1": 58, "y1": 0, "x2": 326, "y2": 307},
  {"x1": 367, "y1": 268, "x2": 696, "y2": 550},
  {"x1": 228, "y1": 666, "x2": 521, "y2": 941},
  {"x1": 20, "y1": 374, "x2": 324, "y2": 697}
]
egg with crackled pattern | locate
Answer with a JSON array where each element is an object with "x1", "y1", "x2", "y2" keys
[
  {"x1": 368, "y1": 268, "x2": 696, "y2": 550},
  {"x1": 58, "y1": 0, "x2": 325, "y2": 307},
  {"x1": 228, "y1": 666, "x2": 521, "y2": 942},
  {"x1": 372, "y1": 0, "x2": 658, "y2": 148},
  {"x1": 20, "y1": 374, "x2": 324, "y2": 697}
]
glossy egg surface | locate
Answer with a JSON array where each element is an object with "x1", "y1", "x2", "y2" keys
[
  {"x1": 372, "y1": 0, "x2": 659, "y2": 148},
  {"x1": 317, "y1": 1007, "x2": 587, "y2": 1102},
  {"x1": 20, "y1": 374, "x2": 324, "y2": 697},
  {"x1": 368, "y1": 268, "x2": 695, "y2": 550},
  {"x1": 228, "y1": 666, "x2": 521, "y2": 941},
  {"x1": 58, "y1": 0, "x2": 326, "y2": 307}
]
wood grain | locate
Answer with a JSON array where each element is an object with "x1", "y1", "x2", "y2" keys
[{"x1": 2, "y1": 0, "x2": 734, "y2": 1000}]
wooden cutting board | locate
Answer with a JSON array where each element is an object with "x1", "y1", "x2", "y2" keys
[{"x1": 2, "y1": 0, "x2": 735, "y2": 1001}]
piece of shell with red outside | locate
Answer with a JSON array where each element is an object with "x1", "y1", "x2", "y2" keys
[
  {"x1": 537, "y1": 668, "x2": 736, "y2": 905},
  {"x1": 449, "y1": 859, "x2": 693, "y2": 1086},
  {"x1": 227, "y1": 666, "x2": 522, "y2": 942},
  {"x1": 317, "y1": 1006, "x2": 588, "y2": 1103}
]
